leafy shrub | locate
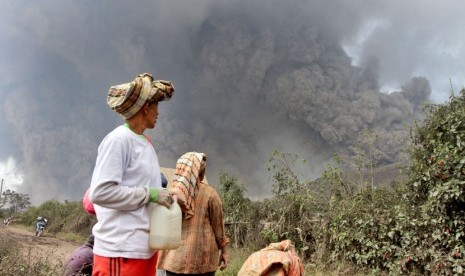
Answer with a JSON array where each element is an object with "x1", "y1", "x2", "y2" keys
[
  {"x1": 329, "y1": 186, "x2": 406, "y2": 273},
  {"x1": 17, "y1": 199, "x2": 95, "y2": 240},
  {"x1": 219, "y1": 172, "x2": 254, "y2": 248},
  {"x1": 328, "y1": 89, "x2": 465, "y2": 274},
  {"x1": 397, "y1": 89, "x2": 465, "y2": 274},
  {"x1": 259, "y1": 151, "x2": 333, "y2": 259}
]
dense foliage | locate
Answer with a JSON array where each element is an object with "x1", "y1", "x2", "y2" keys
[
  {"x1": 218, "y1": 173, "x2": 254, "y2": 248},
  {"x1": 0, "y1": 189, "x2": 31, "y2": 215},
  {"x1": 328, "y1": 89, "x2": 465, "y2": 274},
  {"x1": 399, "y1": 89, "x2": 465, "y2": 274},
  {"x1": 17, "y1": 199, "x2": 96, "y2": 240},
  {"x1": 218, "y1": 90, "x2": 465, "y2": 274}
]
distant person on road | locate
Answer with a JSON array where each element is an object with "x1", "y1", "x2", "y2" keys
[
  {"x1": 89, "y1": 73, "x2": 176, "y2": 275},
  {"x1": 35, "y1": 216, "x2": 47, "y2": 236},
  {"x1": 3, "y1": 215, "x2": 13, "y2": 226},
  {"x1": 157, "y1": 152, "x2": 230, "y2": 275},
  {"x1": 63, "y1": 234, "x2": 95, "y2": 276}
]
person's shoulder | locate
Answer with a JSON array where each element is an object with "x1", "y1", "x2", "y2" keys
[
  {"x1": 101, "y1": 126, "x2": 133, "y2": 145},
  {"x1": 199, "y1": 181, "x2": 212, "y2": 190},
  {"x1": 202, "y1": 183, "x2": 220, "y2": 196},
  {"x1": 108, "y1": 125, "x2": 131, "y2": 138}
]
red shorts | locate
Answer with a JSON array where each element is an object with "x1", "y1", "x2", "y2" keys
[{"x1": 92, "y1": 251, "x2": 158, "y2": 276}]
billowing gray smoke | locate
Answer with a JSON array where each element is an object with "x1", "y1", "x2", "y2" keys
[{"x1": 0, "y1": 0, "x2": 453, "y2": 204}]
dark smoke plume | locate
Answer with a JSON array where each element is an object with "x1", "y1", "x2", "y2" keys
[{"x1": 0, "y1": 0, "x2": 461, "y2": 204}]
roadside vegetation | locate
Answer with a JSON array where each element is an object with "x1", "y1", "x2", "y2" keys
[
  {"x1": 2, "y1": 89, "x2": 465, "y2": 275},
  {"x1": 0, "y1": 231, "x2": 63, "y2": 276}
]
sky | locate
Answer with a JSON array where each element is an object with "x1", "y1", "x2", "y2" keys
[{"x1": 1, "y1": 0, "x2": 464, "y2": 204}]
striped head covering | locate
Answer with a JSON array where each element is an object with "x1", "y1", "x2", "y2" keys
[
  {"x1": 171, "y1": 152, "x2": 207, "y2": 219},
  {"x1": 107, "y1": 73, "x2": 175, "y2": 119}
]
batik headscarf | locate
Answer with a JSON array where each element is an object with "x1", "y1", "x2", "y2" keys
[
  {"x1": 171, "y1": 152, "x2": 207, "y2": 219},
  {"x1": 107, "y1": 73, "x2": 175, "y2": 119}
]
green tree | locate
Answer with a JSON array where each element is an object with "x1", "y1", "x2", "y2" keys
[
  {"x1": 330, "y1": 89, "x2": 465, "y2": 274},
  {"x1": 1, "y1": 189, "x2": 31, "y2": 213},
  {"x1": 219, "y1": 172, "x2": 250, "y2": 248},
  {"x1": 317, "y1": 134, "x2": 407, "y2": 272},
  {"x1": 265, "y1": 151, "x2": 321, "y2": 259},
  {"x1": 400, "y1": 89, "x2": 465, "y2": 274}
]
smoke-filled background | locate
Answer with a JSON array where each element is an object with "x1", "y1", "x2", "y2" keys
[{"x1": 1, "y1": 0, "x2": 464, "y2": 204}]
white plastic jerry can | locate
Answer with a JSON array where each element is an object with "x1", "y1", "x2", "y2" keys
[{"x1": 149, "y1": 201, "x2": 182, "y2": 250}]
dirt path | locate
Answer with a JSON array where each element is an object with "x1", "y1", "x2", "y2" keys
[{"x1": 0, "y1": 224, "x2": 81, "y2": 266}]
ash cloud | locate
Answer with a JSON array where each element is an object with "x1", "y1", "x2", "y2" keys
[{"x1": 0, "y1": 0, "x2": 462, "y2": 203}]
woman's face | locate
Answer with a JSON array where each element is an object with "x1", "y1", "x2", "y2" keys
[{"x1": 145, "y1": 101, "x2": 159, "y2": 129}]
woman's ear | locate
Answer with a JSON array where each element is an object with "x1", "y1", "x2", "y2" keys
[{"x1": 142, "y1": 102, "x2": 150, "y2": 114}]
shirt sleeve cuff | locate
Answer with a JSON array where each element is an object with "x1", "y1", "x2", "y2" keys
[
  {"x1": 218, "y1": 237, "x2": 230, "y2": 249},
  {"x1": 149, "y1": 187, "x2": 158, "y2": 203}
]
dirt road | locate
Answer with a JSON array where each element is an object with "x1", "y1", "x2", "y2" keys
[{"x1": 0, "y1": 224, "x2": 81, "y2": 266}]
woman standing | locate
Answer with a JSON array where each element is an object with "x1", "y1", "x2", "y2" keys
[{"x1": 89, "y1": 73, "x2": 175, "y2": 275}]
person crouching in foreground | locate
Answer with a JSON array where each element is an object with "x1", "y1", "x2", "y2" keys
[
  {"x1": 157, "y1": 152, "x2": 229, "y2": 276},
  {"x1": 63, "y1": 234, "x2": 95, "y2": 276},
  {"x1": 89, "y1": 73, "x2": 175, "y2": 276}
]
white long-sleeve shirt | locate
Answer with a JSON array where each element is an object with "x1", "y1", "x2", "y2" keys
[{"x1": 89, "y1": 125, "x2": 162, "y2": 259}]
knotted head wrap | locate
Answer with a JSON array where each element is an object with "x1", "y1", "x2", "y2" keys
[
  {"x1": 171, "y1": 152, "x2": 207, "y2": 219},
  {"x1": 107, "y1": 73, "x2": 175, "y2": 119}
]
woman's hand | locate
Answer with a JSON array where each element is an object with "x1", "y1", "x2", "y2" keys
[
  {"x1": 171, "y1": 191, "x2": 186, "y2": 206},
  {"x1": 157, "y1": 188, "x2": 174, "y2": 208},
  {"x1": 219, "y1": 248, "x2": 228, "y2": 271}
]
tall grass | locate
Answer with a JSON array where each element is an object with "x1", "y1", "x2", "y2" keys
[
  {"x1": 216, "y1": 247, "x2": 254, "y2": 276},
  {"x1": 0, "y1": 231, "x2": 62, "y2": 276}
]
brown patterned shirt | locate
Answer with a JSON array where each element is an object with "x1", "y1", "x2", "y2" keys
[{"x1": 157, "y1": 181, "x2": 229, "y2": 274}]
